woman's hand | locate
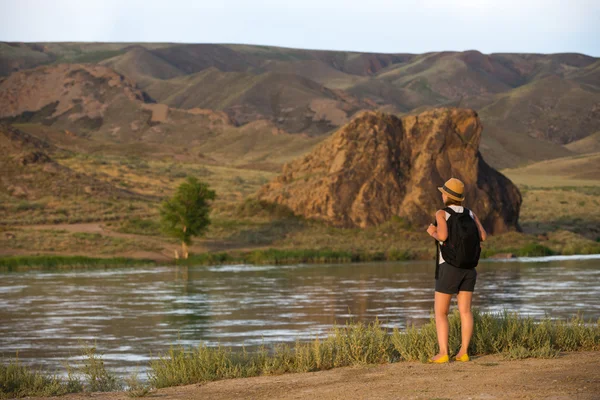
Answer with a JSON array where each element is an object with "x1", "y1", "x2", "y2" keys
[{"x1": 427, "y1": 224, "x2": 437, "y2": 237}]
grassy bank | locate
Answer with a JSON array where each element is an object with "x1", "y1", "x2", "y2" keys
[
  {"x1": 148, "y1": 310, "x2": 600, "y2": 388},
  {"x1": 2, "y1": 148, "x2": 600, "y2": 263},
  {"x1": 0, "y1": 255, "x2": 157, "y2": 270},
  {"x1": 180, "y1": 247, "x2": 414, "y2": 266},
  {"x1": 2, "y1": 166, "x2": 600, "y2": 267},
  {"x1": 0, "y1": 346, "x2": 122, "y2": 399},
  {"x1": 0, "y1": 248, "x2": 413, "y2": 270},
  {"x1": 2, "y1": 311, "x2": 599, "y2": 398},
  {"x1": 2, "y1": 240, "x2": 600, "y2": 270}
]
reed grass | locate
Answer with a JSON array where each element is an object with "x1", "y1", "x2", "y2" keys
[
  {"x1": 0, "y1": 255, "x2": 156, "y2": 270},
  {"x1": 148, "y1": 310, "x2": 600, "y2": 388},
  {"x1": 124, "y1": 370, "x2": 151, "y2": 398},
  {"x1": 181, "y1": 247, "x2": 414, "y2": 266},
  {"x1": 0, "y1": 346, "x2": 120, "y2": 399},
  {"x1": 0, "y1": 359, "x2": 77, "y2": 399},
  {"x1": 79, "y1": 346, "x2": 122, "y2": 393},
  {"x1": 0, "y1": 248, "x2": 409, "y2": 271}
]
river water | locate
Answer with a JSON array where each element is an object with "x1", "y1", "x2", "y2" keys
[{"x1": 1, "y1": 255, "x2": 599, "y2": 375}]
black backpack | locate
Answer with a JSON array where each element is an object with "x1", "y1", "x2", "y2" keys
[{"x1": 439, "y1": 207, "x2": 481, "y2": 270}]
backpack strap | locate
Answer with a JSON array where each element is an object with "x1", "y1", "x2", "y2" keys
[
  {"x1": 434, "y1": 210, "x2": 445, "y2": 279},
  {"x1": 435, "y1": 240, "x2": 440, "y2": 279},
  {"x1": 443, "y1": 206, "x2": 456, "y2": 216},
  {"x1": 435, "y1": 207, "x2": 456, "y2": 279}
]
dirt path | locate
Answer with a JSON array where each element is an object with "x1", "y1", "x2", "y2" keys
[
  {"x1": 28, "y1": 222, "x2": 150, "y2": 240},
  {"x1": 41, "y1": 352, "x2": 600, "y2": 400},
  {"x1": 22, "y1": 222, "x2": 266, "y2": 261},
  {"x1": 21, "y1": 222, "x2": 173, "y2": 261}
]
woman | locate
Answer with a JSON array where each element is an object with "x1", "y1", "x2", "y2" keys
[{"x1": 426, "y1": 178, "x2": 487, "y2": 363}]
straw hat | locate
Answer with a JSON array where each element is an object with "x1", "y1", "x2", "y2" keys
[{"x1": 438, "y1": 178, "x2": 465, "y2": 202}]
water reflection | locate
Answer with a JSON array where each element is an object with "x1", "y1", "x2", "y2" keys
[{"x1": 1, "y1": 259, "x2": 599, "y2": 375}]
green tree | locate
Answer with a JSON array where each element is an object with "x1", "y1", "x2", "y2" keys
[{"x1": 160, "y1": 177, "x2": 216, "y2": 259}]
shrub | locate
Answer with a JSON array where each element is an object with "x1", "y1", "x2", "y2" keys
[
  {"x1": 0, "y1": 358, "x2": 81, "y2": 398},
  {"x1": 236, "y1": 198, "x2": 296, "y2": 219},
  {"x1": 80, "y1": 346, "x2": 122, "y2": 392},
  {"x1": 124, "y1": 370, "x2": 150, "y2": 397},
  {"x1": 14, "y1": 201, "x2": 46, "y2": 212},
  {"x1": 516, "y1": 243, "x2": 554, "y2": 257},
  {"x1": 118, "y1": 218, "x2": 162, "y2": 236}
]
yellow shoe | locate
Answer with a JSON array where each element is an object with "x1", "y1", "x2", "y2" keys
[
  {"x1": 455, "y1": 353, "x2": 470, "y2": 362},
  {"x1": 428, "y1": 354, "x2": 449, "y2": 363}
]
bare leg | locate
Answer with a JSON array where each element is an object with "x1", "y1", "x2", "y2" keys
[
  {"x1": 456, "y1": 291, "x2": 473, "y2": 357},
  {"x1": 432, "y1": 291, "x2": 452, "y2": 360}
]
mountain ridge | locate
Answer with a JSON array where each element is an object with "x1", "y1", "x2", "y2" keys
[{"x1": 1, "y1": 42, "x2": 599, "y2": 169}]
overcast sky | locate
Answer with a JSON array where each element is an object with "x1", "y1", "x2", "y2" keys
[{"x1": 1, "y1": 0, "x2": 599, "y2": 56}]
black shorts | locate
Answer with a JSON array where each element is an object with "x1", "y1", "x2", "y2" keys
[{"x1": 435, "y1": 262, "x2": 477, "y2": 294}]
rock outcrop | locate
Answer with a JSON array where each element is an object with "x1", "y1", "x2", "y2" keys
[{"x1": 257, "y1": 108, "x2": 522, "y2": 234}]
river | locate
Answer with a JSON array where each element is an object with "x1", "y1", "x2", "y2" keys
[{"x1": 1, "y1": 255, "x2": 599, "y2": 376}]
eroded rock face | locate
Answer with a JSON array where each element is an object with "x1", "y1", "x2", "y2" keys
[{"x1": 257, "y1": 108, "x2": 522, "y2": 234}]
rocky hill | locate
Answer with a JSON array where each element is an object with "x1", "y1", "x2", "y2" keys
[
  {"x1": 1, "y1": 42, "x2": 599, "y2": 169},
  {"x1": 0, "y1": 64, "x2": 152, "y2": 134},
  {"x1": 0, "y1": 63, "x2": 322, "y2": 168},
  {"x1": 257, "y1": 108, "x2": 522, "y2": 234}
]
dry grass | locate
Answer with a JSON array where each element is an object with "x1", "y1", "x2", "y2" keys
[
  {"x1": 2, "y1": 143, "x2": 599, "y2": 261},
  {"x1": 0, "y1": 227, "x2": 159, "y2": 255},
  {"x1": 517, "y1": 187, "x2": 600, "y2": 239},
  {"x1": 58, "y1": 153, "x2": 276, "y2": 204},
  {"x1": 5, "y1": 311, "x2": 597, "y2": 398},
  {"x1": 501, "y1": 153, "x2": 600, "y2": 187},
  {"x1": 147, "y1": 310, "x2": 600, "y2": 388}
]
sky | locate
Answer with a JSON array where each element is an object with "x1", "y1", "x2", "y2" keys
[{"x1": 1, "y1": 0, "x2": 599, "y2": 56}]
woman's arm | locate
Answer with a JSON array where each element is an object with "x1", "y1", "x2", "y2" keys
[
  {"x1": 427, "y1": 210, "x2": 448, "y2": 242},
  {"x1": 472, "y1": 213, "x2": 487, "y2": 242}
]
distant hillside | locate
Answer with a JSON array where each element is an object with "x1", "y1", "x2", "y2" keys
[
  {"x1": 0, "y1": 64, "x2": 151, "y2": 133},
  {"x1": 566, "y1": 132, "x2": 600, "y2": 154},
  {"x1": 101, "y1": 46, "x2": 185, "y2": 84},
  {"x1": 1, "y1": 42, "x2": 598, "y2": 168},
  {"x1": 0, "y1": 124, "x2": 141, "y2": 200},
  {"x1": 502, "y1": 152, "x2": 600, "y2": 187},
  {"x1": 0, "y1": 64, "x2": 322, "y2": 168},
  {"x1": 480, "y1": 75, "x2": 600, "y2": 145},
  {"x1": 136, "y1": 68, "x2": 373, "y2": 133}
]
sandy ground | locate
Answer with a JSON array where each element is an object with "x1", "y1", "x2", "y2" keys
[{"x1": 37, "y1": 352, "x2": 600, "y2": 400}]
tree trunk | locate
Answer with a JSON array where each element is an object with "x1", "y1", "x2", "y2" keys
[
  {"x1": 182, "y1": 225, "x2": 189, "y2": 259},
  {"x1": 181, "y1": 241, "x2": 188, "y2": 259}
]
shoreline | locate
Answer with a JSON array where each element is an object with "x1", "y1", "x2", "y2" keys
[
  {"x1": 2, "y1": 311, "x2": 599, "y2": 399},
  {"x1": 1, "y1": 251, "x2": 600, "y2": 270},
  {"x1": 28, "y1": 352, "x2": 600, "y2": 400}
]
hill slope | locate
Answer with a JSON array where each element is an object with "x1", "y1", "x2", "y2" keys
[
  {"x1": 0, "y1": 124, "x2": 140, "y2": 200},
  {"x1": 1, "y1": 42, "x2": 599, "y2": 168},
  {"x1": 0, "y1": 64, "x2": 324, "y2": 168},
  {"x1": 566, "y1": 132, "x2": 600, "y2": 154},
  {"x1": 502, "y1": 152, "x2": 600, "y2": 187}
]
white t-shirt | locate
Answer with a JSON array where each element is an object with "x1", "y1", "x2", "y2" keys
[{"x1": 438, "y1": 205, "x2": 475, "y2": 264}]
